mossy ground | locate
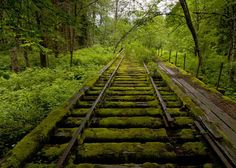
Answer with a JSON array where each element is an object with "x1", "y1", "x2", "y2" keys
[
  {"x1": 96, "y1": 117, "x2": 163, "y2": 128},
  {"x1": 83, "y1": 128, "x2": 167, "y2": 142},
  {"x1": 77, "y1": 142, "x2": 176, "y2": 162}
]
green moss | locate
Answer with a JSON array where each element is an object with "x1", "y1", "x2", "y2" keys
[
  {"x1": 64, "y1": 117, "x2": 82, "y2": 127},
  {"x1": 203, "y1": 163, "x2": 213, "y2": 168},
  {"x1": 103, "y1": 101, "x2": 159, "y2": 108},
  {"x1": 166, "y1": 108, "x2": 188, "y2": 116},
  {"x1": 54, "y1": 128, "x2": 78, "y2": 139},
  {"x1": 162, "y1": 96, "x2": 178, "y2": 101},
  {"x1": 177, "y1": 129, "x2": 195, "y2": 140},
  {"x1": 68, "y1": 163, "x2": 176, "y2": 168},
  {"x1": 157, "y1": 68, "x2": 204, "y2": 117},
  {"x1": 72, "y1": 108, "x2": 89, "y2": 117},
  {"x1": 0, "y1": 107, "x2": 69, "y2": 168},
  {"x1": 106, "y1": 95, "x2": 155, "y2": 101},
  {"x1": 24, "y1": 163, "x2": 56, "y2": 168},
  {"x1": 109, "y1": 87, "x2": 151, "y2": 91},
  {"x1": 98, "y1": 117, "x2": 163, "y2": 128},
  {"x1": 77, "y1": 101, "x2": 92, "y2": 107},
  {"x1": 97, "y1": 108, "x2": 162, "y2": 117},
  {"x1": 40, "y1": 143, "x2": 68, "y2": 161},
  {"x1": 84, "y1": 128, "x2": 167, "y2": 141},
  {"x1": 107, "y1": 90, "x2": 153, "y2": 95},
  {"x1": 166, "y1": 101, "x2": 182, "y2": 107},
  {"x1": 175, "y1": 117, "x2": 193, "y2": 126},
  {"x1": 181, "y1": 142, "x2": 207, "y2": 156},
  {"x1": 77, "y1": 142, "x2": 176, "y2": 162}
]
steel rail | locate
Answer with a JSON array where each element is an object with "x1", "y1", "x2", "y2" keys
[
  {"x1": 56, "y1": 54, "x2": 125, "y2": 168},
  {"x1": 194, "y1": 120, "x2": 235, "y2": 168},
  {"x1": 143, "y1": 63, "x2": 174, "y2": 127}
]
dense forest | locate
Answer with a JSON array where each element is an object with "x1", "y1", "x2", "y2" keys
[{"x1": 0, "y1": 0, "x2": 236, "y2": 158}]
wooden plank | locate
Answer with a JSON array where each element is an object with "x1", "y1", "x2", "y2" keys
[{"x1": 158, "y1": 63, "x2": 236, "y2": 150}]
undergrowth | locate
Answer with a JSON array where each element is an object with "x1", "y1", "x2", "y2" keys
[{"x1": 0, "y1": 45, "x2": 113, "y2": 157}]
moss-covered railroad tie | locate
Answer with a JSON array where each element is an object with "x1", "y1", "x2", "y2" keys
[{"x1": 1, "y1": 57, "x2": 225, "y2": 168}]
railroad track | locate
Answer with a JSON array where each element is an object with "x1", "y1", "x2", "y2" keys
[{"x1": 1, "y1": 54, "x2": 235, "y2": 168}]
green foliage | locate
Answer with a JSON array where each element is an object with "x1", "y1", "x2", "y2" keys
[{"x1": 0, "y1": 46, "x2": 113, "y2": 157}]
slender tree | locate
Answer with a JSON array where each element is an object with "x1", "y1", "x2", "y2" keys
[{"x1": 179, "y1": 0, "x2": 202, "y2": 77}]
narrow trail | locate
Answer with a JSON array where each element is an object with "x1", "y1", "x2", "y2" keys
[{"x1": 1, "y1": 56, "x2": 235, "y2": 168}]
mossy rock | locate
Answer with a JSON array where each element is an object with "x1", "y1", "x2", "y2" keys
[
  {"x1": 96, "y1": 117, "x2": 163, "y2": 128},
  {"x1": 181, "y1": 142, "x2": 207, "y2": 156},
  {"x1": 76, "y1": 142, "x2": 176, "y2": 163},
  {"x1": 174, "y1": 117, "x2": 193, "y2": 127},
  {"x1": 83, "y1": 128, "x2": 167, "y2": 142},
  {"x1": 96, "y1": 108, "x2": 162, "y2": 117}
]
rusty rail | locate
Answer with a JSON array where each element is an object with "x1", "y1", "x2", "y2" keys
[
  {"x1": 56, "y1": 54, "x2": 125, "y2": 168},
  {"x1": 194, "y1": 120, "x2": 235, "y2": 168},
  {"x1": 143, "y1": 63, "x2": 174, "y2": 127}
]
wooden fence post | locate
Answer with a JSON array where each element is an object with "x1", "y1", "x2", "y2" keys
[
  {"x1": 169, "y1": 50, "x2": 171, "y2": 62},
  {"x1": 183, "y1": 53, "x2": 186, "y2": 70},
  {"x1": 216, "y1": 62, "x2": 224, "y2": 90},
  {"x1": 175, "y1": 51, "x2": 178, "y2": 65}
]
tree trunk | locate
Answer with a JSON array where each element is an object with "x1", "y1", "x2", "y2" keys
[
  {"x1": 36, "y1": 11, "x2": 47, "y2": 67},
  {"x1": 179, "y1": 0, "x2": 202, "y2": 77},
  {"x1": 230, "y1": 2, "x2": 236, "y2": 82},
  {"x1": 10, "y1": 47, "x2": 20, "y2": 73},
  {"x1": 23, "y1": 48, "x2": 30, "y2": 67}
]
